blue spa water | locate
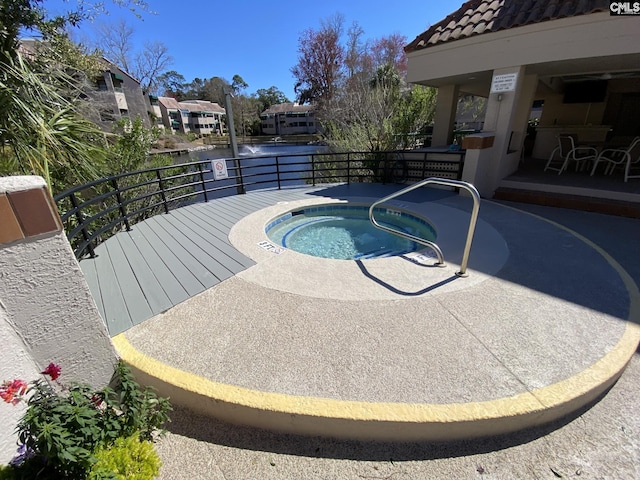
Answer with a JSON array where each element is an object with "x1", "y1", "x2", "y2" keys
[{"x1": 266, "y1": 205, "x2": 436, "y2": 260}]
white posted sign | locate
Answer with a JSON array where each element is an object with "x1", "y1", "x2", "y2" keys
[
  {"x1": 211, "y1": 159, "x2": 229, "y2": 180},
  {"x1": 490, "y1": 73, "x2": 518, "y2": 93}
]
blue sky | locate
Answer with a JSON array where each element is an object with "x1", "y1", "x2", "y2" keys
[{"x1": 43, "y1": 1, "x2": 462, "y2": 100}]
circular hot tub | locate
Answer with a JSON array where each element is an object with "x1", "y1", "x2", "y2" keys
[{"x1": 265, "y1": 203, "x2": 436, "y2": 260}]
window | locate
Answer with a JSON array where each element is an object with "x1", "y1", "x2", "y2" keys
[{"x1": 99, "y1": 110, "x2": 116, "y2": 122}]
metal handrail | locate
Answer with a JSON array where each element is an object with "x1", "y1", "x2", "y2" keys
[
  {"x1": 54, "y1": 149, "x2": 466, "y2": 259},
  {"x1": 368, "y1": 178, "x2": 480, "y2": 277}
]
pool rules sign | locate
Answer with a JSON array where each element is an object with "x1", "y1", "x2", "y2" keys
[
  {"x1": 212, "y1": 159, "x2": 229, "y2": 180},
  {"x1": 490, "y1": 73, "x2": 518, "y2": 93}
]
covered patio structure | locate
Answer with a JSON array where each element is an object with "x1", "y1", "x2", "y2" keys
[{"x1": 405, "y1": 0, "x2": 640, "y2": 213}]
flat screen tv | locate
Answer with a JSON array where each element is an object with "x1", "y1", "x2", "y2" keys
[{"x1": 563, "y1": 80, "x2": 607, "y2": 103}]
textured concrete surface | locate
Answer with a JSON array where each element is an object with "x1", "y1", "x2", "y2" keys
[
  {"x1": 117, "y1": 189, "x2": 639, "y2": 477},
  {"x1": 122, "y1": 274, "x2": 629, "y2": 404},
  {"x1": 154, "y1": 352, "x2": 639, "y2": 479}
]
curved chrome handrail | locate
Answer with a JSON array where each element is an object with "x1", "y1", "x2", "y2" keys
[{"x1": 368, "y1": 178, "x2": 481, "y2": 277}]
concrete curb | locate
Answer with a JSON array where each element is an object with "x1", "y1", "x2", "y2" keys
[{"x1": 112, "y1": 321, "x2": 639, "y2": 441}]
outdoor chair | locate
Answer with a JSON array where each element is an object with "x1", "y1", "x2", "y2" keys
[
  {"x1": 544, "y1": 135, "x2": 598, "y2": 175},
  {"x1": 590, "y1": 137, "x2": 640, "y2": 182}
]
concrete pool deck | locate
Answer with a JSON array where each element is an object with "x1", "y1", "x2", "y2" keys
[{"x1": 112, "y1": 185, "x2": 640, "y2": 442}]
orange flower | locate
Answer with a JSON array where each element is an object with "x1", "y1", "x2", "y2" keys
[{"x1": 0, "y1": 379, "x2": 28, "y2": 405}]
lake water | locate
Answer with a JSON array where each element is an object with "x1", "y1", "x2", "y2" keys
[{"x1": 172, "y1": 142, "x2": 328, "y2": 199}]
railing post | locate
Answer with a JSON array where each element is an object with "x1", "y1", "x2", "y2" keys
[
  {"x1": 69, "y1": 192, "x2": 96, "y2": 258},
  {"x1": 236, "y1": 157, "x2": 246, "y2": 195},
  {"x1": 111, "y1": 178, "x2": 131, "y2": 231},
  {"x1": 197, "y1": 163, "x2": 209, "y2": 202},
  {"x1": 457, "y1": 152, "x2": 465, "y2": 181},
  {"x1": 422, "y1": 152, "x2": 428, "y2": 180},
  {"x1": 347, "y1": 153, "x2": 351, "y2": 184},
  {"x1": 275, "y1": 155, "x2": 281, "y2": 190},
  {"x1": 156, "y1": 170, "x2": 170, "y2": 214},
  {"x1": 312, "y1": 154, "x2": 316, "y2": 186},
  {"x1": 382, "y1": 152, "x2": 388, "y2": 184}
]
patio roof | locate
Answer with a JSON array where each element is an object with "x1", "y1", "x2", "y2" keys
[{"x1": 406, "y1": 0, "x2": 610, "y2": 52}]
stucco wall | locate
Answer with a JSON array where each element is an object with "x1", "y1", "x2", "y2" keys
[
  {"x1": 0, "y1": 232, "x2": 116, "y2": 383},
  {"x1": 0, "y1": 176, "x2": 117, "y2": 464},
  {"x1": 0, "y1": 306, "x2": 41, "y2": 464}
]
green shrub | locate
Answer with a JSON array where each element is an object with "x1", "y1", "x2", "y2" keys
[
  {"x1": 0, "y1": 464, "x2": 16, "y2": 480},
  {"x1": 1, "y1": 361, "x2": 171, "y2": 479},
  {"x1": 88, "y1": 433, "x2": 161, "y2": 480}
]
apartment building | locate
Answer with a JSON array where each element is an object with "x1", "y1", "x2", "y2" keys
[
  {"x1": 260, "y1": 103, "x2": 317, "y2": 135},
  {"x1": 93, "y1": 61, "x2": 153, "y2": 130},
  {"x1": 148, "y1": 95, "x2": 166, "y2": 131},
  {"x1": 157, "y1": 97, "x2": 226, "y2": 135},
  {"x1": 18, "y1": 40, "x2": 154, "y2": 131}
]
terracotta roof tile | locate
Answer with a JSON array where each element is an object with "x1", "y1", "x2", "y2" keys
[
  {"x1": 481, "y1": 9, "x2": 494, "y2": 21},
  {"x1": 405, "y1": 0, "x2": 610, "y2": 52},
  {"x1": 470, "y1": 12, "x2": 483, "y2": 24},
  {"x1": 451, "y1": 25, "x2": 464, "y2": 40},
  {"x1": 472, "y1": 22, "x2": 487, "y2": 35},
  {"x1": 462, "y1": 23, "x2": 476, "y2": 37}
]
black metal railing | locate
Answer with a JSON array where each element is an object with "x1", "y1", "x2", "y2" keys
[{"x1": 54, "y1": 149, "x2": 465, "y2": 259}]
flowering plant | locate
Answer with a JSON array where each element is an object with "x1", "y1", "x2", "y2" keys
[
  {"x1": 0, "y1": 379, "x2": 28, "y2": 405},
  {"x1": 1, "y1": 361, "x2": 171, "y2": 479}
]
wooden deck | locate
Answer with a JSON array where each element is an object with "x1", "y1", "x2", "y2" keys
[{"x1": 80, "y1": 187, "x2": 326, "y2": 336}]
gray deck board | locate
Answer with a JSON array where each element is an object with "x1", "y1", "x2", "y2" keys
[
  {"x1": 79, "y1": 257, "x2": 105, "y2": 320},
  {"x1": 104, "y1": 238, "x2": 154, "y2": 326},
  {"x1": 204, "y1": 207, "x2": 248, "y2": 228},
  {"x1": 115, "y1": 233, "x2": 174, "y2": 315},
  {"x1": 144, "y1": 216, "x2": 222, "y2": 286},
  {"x1": 188, "y1": 205, "x2": 245, "y2": 236},
  {"x1": 125, "y1": 227, "x2": 191, "y2": 307},
  {"x1": 172, "y1": 209, "x2": 254, "y2": 269},
  {"x1": 78, "y1": 186, "x2": 328, "y2": 336},
  {"x1": 93, "y1": 243, "x2": 134, "y2": 335},
  {"x1": 215, "y1": 198, "x2": 255, "y2": 216},
  {"x1": 159, "y1": 214, "x2": 241, "y2": 277},
  {"x1": 132, "y1": 221, "x2": 206, "y2": 297}
]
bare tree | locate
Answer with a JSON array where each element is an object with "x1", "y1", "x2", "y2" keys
[
  {"x1": 93, "y1": 19, "x2": 172, "y2": 92},
  {"x1": 96, "y1": 19, "x2": 134, "y2": 72},
  {"x1": 370, "y1": 33, "x2": 407, "y2": 74},
  {"x1": 134, "y1": 40, "x2": 172, "y2": 92},
  {"x1": 344, "y1": 22, "x2": 367, "y2": 79},
  {"x1": 324, "y1": 73, "x2": 399, "y2": 152},
  {"x1": 291, "y1": 14, "x2": 345, "y2": 106}
]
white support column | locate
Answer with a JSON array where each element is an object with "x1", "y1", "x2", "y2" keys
[
  {"x1": 466, "y1": 65, "x2": 529, "y2": 196},
  {"x1": 432, "y1": 84, "x2": 460, "y2": 147}
]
